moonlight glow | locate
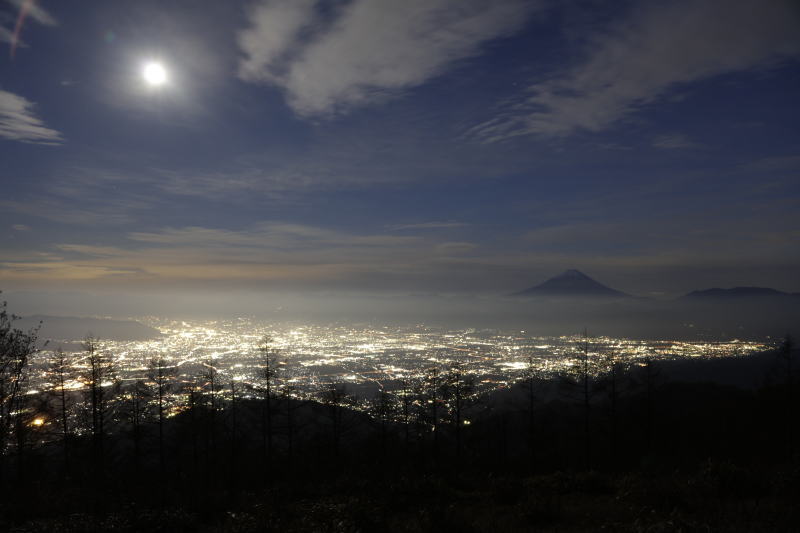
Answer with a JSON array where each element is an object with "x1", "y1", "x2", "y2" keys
[{"x1": 142, "y1": 62, "x2": 167, "y2": 86}]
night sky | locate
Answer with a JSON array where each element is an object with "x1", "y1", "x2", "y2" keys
[{"x1": 1, "y1": 0, "x2": 798, "y2": 301}]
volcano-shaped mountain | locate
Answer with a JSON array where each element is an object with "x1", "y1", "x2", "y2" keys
[{"x1": 514, "y1": 269, "x2": 630, "y2": 298}]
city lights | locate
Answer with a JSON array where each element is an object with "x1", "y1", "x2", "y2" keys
[{"x1": 24, "y1": 318, "x2": 770, "y2": 425}]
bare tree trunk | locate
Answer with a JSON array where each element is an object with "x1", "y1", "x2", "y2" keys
[
  {"x1": 52, "y1": 348, "x2": 71, "y2": 477},
  {"x1": 149, "y1": 357, "x2": 175, "y2": 476},
  {"x1": 610, "y1": 362, "x2": 618, "y2": 467},
  {"x1": 132, "y1": 391, "x2": 142, "y2": 477},
  {"x1": 322, "y1": 384, "x2": 349, "y2": 460},
  {"x1": 266, "y1": 380, "x2": 273, "y2": 463},
  {"x1": 258, "y1": 336, "x2": 280, "y2": 478},
  {"x1": 0, "y1": 302, "x2": 38, "y2": 493},
  {"x1": 189, "y1": 388, "x2": 198, "y2": 478},
  {"x1": 205, "y1": 361, "x2": 218, "y2": 465},
  {"x1": 230, "y1": 379, "x2": 238, "y2": 492},
  {"x1": 527, "y1": 356, "x2": 536, "y2": 471},
  {"x1": 430, "y1": 366, "x2": 439, "y2": 463},
  {"x1": 582, "y1": 332, "x2": 591, "y2": 469},
  {"x1": 158, "y1": 374, "x2": 165, "y2": 471},
  {"x1": 454, "y1": 369, "x2": 462, "y2": 459},
  {"x1": 285, "y1": 387, "x2": 294, "y2": 466},
  {"x1": 332, "y1": 402, "x2": 340, "y2": 458},
  {"x1": 781, "y1": 336, "x2": 794, "y2": 458},
  {"x1": 84, "y1": 337, "x2": 105, "y2": 481},
  {"x1": 400, "y1": 379, "x2": 412, "y2": 457},
  {"x1": 642, "y1": 356, "x2": 658, "y2": 455}
]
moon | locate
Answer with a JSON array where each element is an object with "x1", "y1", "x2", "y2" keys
[{"x1": 142, "y1": 62, "x2": 167, "y2": 86}]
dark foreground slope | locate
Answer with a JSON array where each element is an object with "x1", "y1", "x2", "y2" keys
[{"x1": 1, "y1": 347, "x2": 799, "y2": 532}]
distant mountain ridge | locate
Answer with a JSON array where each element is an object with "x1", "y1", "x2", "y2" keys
[
  {"x1": 683, "y1": 287, "x2": 799, "y2": 300},
  {"x1": 515, "y1": 272, "x2": 798, "y2": 301},
  {"x1": 514, "y1": 269, "x2": 629, "y2": 298}
]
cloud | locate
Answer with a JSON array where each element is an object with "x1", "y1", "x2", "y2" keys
[
  {"x1": 2, "y1": 0, "x2": 58, "y2": 54},
  {"x1": 388, "y1": 221, "x2": 468, "y2": 231},
  {"x1": 0, "y1": 224, "x2": 404, "y2": 285},
  {"x1": 470, "y1": 0, "x2": 800, "y2": 141},
  {"x1": 0, "y1": 222, "x2": 481, "y2": 287},
  {"x1": 1, "y1": 196, "x2": 142, "y2": 225},
  {"x1": 652, "y1": 134, "x2": 698, "y2": 150},
  {"x1": 520, "y1": 214, "x2": 800, "y2": 267},
  {"x1": 7, "y1": 0, "x2": 58, "y2": 27},
  {"x1": 237, "y1": 0, "x2": 317, "y2": 84},
  {"x1": 0, "y1": 165, "x2": 179, "y2": 227},
  {"x1": 435, "y1": 242, "x2": 477, "y2": 255},
  {"x1": 744, "y1": 154, "x2": 800, "y2": 173},
  {"x1": 11, "y1": 224, "x2": 30, "y2": 231},
  {"x1": 0, "y1": 25, "x2": 24, "y2": 47},
  {"x1": 3, "y1": 210, "x2": 798, "y2": 292},
  {"x1": 127, "y1": 222, "x2": 420, "y2": 250},
  {"x1": 0, "y1": 89, "x2": 62, "y2": 144},
  {"x1": 238, "y1": 0, "x2": 538, "y2": 116}
]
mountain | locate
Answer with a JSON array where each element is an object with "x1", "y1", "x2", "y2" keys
[
  {"x1": 682, "y1": 287, "x2": 797, "y2": 300},
  {"x1": 514, "y1": 269, "x2": 629, "y2": 298},
  {"x1": 15, "y1": 315, "x2": 161, "y2": 342}
]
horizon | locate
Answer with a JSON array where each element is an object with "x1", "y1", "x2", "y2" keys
[{"x1": 4, "y1": 266, "x2": 799, "y2": 335}]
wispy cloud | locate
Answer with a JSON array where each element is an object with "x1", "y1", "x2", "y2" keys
[
  {"x1": 2, "y1": 0, "x2": 58, "y2": 56},
  {"x1": 520, "y1": 214, "x2": 800, "y2": 267},
  {"x1": 0, "y1": 89, "x2": 62, "y2": 144},
  {"x1": 2, "y1": 209, "x2": 798, "y2": 292},
  {"x1": 652, "y1": 134, "x2": 698, "y2": 150},
  {"x1": 0, "y1": 167, "x2": 164, "y2": 225},
  {"x1": 7, "y1": 0, "x2": 58, "y2": 27},
  {"x1": 237, "y1": 0, "x2": 316, "y2": 84},
  {"x1": 470, "y1": 0, "x2": 800, "y2": 142},
  {"x1": 0, "y1": 222, "x2": 476, "y2": 287},
  {"x1": 127, "y1": 222, "x2": 420, "y2": 250},
  {"x1": 238, "y1": 0, "x2": 540, "y2": 116},
  {"x1": 2, "y1": 197, "x2": 148, "y2": 225},
  {"x1": 0, "y1": 25, "x2": 24, "y2": 47},
  {"x1": 388, "y1": 221, "x2": 469, "y2": 231}
]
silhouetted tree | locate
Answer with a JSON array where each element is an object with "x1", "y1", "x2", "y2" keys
[
  {"x1": 418, "y1": 363, "x2": 443, "y2": 461},
  {"x1": 560, "y1": 330, "x2": 597, "y2": 469},
  {"x1": 778, "y1": 335, "x2": 795, "y2": 456},
  {"x1": 0, "y1": 299, "x2": 38, "y2": 486},
  {"x1": 319, "y1": 383, "x2": 352, "y2": 458},
  {"x1": 202, "y1": 360, "x2": 219, "y2": 460},
  {"x1": 636, "y1": 353, "x2": 661, "y2": 455},
  {"x1": 597, "y1": 347, "x2": 626, "y2": 467},
  {"x1": 81, "y1": 335, "x2": 117, "y2": 479},
  {"x1": 520, "y1": 355, "x2": 545, "y2": 470},
  {"x1": 49, "y1": 348, "x2": 72, "y2": 476},
  {"x1": 122, "y1": 379, "x2": 149, "y2": 478},
  {"x1": 442, "y1": 361, "x2": 475, "y2": 458},
  {"x1": 182, "y1": 377, "x2": 202, "y2": 479},
  {"x1": 258, "y1": 335, "x2": 280, "y2": 472},
  {"x1": 148, "y1": 356, "x2": 176, "y2": 471},
  {"x1": 13, "y1": 402, "x2": 44, "y2": 486},
  {"x1": 228, "y1": 376, "x2": 239, "y2": 491},
  {"x1": 397, "y1": 378, "x2": 415, "y2": 454},
  {"x1": 579, "y1": 332, "x2": 592, "y2": 467},
  {"x1": 370, "y1": 389, "x2": 396, "y2": 457},
  {"x1": 283, "y1": 383, "x2": 302, "y2": 466}
]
